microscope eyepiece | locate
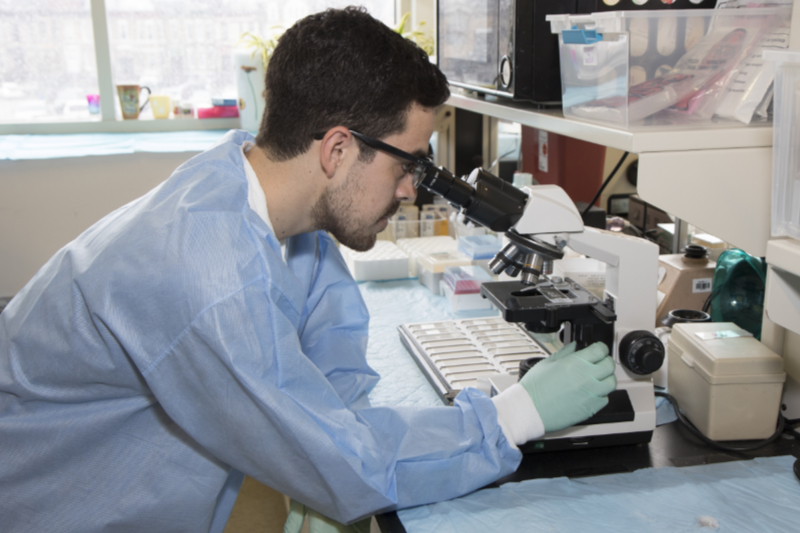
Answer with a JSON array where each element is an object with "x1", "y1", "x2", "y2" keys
[{"x1": 416, "y1": 166, "x2": 527, "y2": 233}]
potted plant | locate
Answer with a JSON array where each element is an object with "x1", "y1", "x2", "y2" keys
[
  {"x1": 234, "y1": 27, "x2": 284, "y2": 132},
  {"x1": 394, "y1": 12, "x2": 434, "y2": 57}
]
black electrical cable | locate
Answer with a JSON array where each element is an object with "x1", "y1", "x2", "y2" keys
[
  {"x1": 702, "y1": 286, "x2": 722, "y2": 314},
  {"x1": 785, "y1": 417, "x2": 800, "y2": 439},
  {"x1": 655, "y1": 391, "x2": 787, "y2": 453},
  {"x1": 582, "y1": 151, "x2": 629, "y2": 217}
]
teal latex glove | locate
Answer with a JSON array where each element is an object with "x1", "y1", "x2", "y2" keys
[
  {"x1": 520, "y1": 341, "x2": 616, "y2": 433},
  {"x1": 284, "y1": 500, "x2": 371, "y2": 533}
]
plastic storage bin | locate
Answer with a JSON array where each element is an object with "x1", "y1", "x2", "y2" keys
[
  {"x1": 458, "y1": 235, "x2": 502, "y2": 261},
  {"x1": 377, "y1": 210, "x2": 448, "y2": 242},
  {"x1": 548, "y1": 7, "x2": 790, "y2": 128},
  {"x1": 458, "y1": 234, "x2": 503, "y2": 272},
  {"x1": 766, "y1": 49, "x2": 800, "y2": 241},
  {"x1": 396, "y1": 236, "x2": 459, "y2": 277},
  {"x1": 440, "y1": 266, "x2": 494, "y2": 312},
  {"x1": 668, "y1": 322, "x2": 785, "y2": 441},
  {"x1": 417, "y1": 251, "x2": 472, "y2": 295}
]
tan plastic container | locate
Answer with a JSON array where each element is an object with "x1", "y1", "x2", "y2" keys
[{"x1": 668, "y1": 322, "x2": 785, "y2": 441}]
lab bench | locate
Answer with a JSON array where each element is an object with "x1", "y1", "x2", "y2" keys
[{"x1": 360, "y1": 279, "x2": 800, "y2": 533}]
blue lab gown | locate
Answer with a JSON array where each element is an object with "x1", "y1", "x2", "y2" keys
[{"x1": 0, "y1": 130, "x2": 521, "y2": 532}]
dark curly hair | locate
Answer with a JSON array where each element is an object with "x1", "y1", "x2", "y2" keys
[{"x1": 255, "y1": 6, "x2": 450, "y2": 161}]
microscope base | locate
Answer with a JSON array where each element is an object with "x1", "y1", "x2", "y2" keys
[{"x1": 489, "y1": 373, "x2": 656, "y2": 453}]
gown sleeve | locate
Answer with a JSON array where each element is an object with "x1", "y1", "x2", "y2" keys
[
  {"x1": 134, "y1": 226, "x2": 521, "y2": 525},
  {"x1": 295, "y1": 234, "x2": 379, "y2": 411}
]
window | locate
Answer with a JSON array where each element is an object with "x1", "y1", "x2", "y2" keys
[
  {"x1": 0, "y1": 0, "x2": 396, "y2": 132},
  {"x1": 0, "y1": 0, "x2": 99, "y2": 124}
]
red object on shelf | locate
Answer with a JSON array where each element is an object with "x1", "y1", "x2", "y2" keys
[
  {"x1": 520, "y1": 126, "x2": 606, "y2": 206},
  {"x1": 197, "y1": 105, "x2": 240, "y2": 119}
]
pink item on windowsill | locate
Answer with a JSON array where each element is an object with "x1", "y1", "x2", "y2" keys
[{"x1": 196, "y1": 105, "x2": 239, "y2": 119}]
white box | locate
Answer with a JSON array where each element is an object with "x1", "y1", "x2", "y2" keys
[
  {"x1": 668, "y1": 322, "x2": 785, "y2": 441},
  {"x1": 340, "y1": 241, "x2": 409, "y2": 282}
]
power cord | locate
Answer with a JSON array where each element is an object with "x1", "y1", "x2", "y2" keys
[
  {"x1": 582, "y1": 151, "x2": 629, "y2": 218},
  {"x1": 655, "y1": 390, "x2": 791, "y2": 453},
  {"x1": 784, "y1": 417, "x2": 800, "y2": 440}
]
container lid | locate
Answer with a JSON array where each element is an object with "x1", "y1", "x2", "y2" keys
[
  {"x1": 670, "y1": 322, "x2": 785, "y2": 383},
  {"x1": 458, "y1": 235, "x2": 502, "y2": 259},
  {"x1": 549, "y1": 7, "x2": 789, "y2": 35},
  {"x1": 417, "y1": 251, "x2": 471, "y2": 272}
]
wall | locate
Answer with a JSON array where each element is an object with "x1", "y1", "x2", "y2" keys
[
  {"x1": 519, "y1": 126, "x2": 606, "y2": 205},
  {"x1": 0, "y1": 152, "x2": 197, "y2": 296}
]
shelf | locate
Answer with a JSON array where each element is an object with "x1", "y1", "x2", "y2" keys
[
  {"x1": 765, "y1": 238, "x2": 800, "y2": 335},
  {"x1": 767, "y1": 238, "x2": 800, "y2": 277},
  {"x1": 447, "y1": 93, "x2": 774, "y2": 154}
]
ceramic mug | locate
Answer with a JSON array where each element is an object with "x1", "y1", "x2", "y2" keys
[
  {"x1": 150, "y1": 95, "x2": 171, "y2": 119},
  {"x1": 116, "y1": 85, "x2": 151, "y2": 120}
]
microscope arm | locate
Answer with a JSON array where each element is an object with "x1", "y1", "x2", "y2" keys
[{"x1": 563, "y1": 228, "x2": 661, "y2": 360}]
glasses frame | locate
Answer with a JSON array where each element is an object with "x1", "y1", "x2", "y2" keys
[{"x1": 313, "y1": 129, "x2": 433, "y2": 188}]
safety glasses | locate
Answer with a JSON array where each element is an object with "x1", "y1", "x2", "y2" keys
[{"x1": 314, "y1": 129, "x2": 432, "y2": 188}]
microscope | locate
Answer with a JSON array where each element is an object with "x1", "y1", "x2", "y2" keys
[{"x1": 415, "y1": 164, "x2": 664, "y2": 451}]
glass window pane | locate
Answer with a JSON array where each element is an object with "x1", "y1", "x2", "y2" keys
[
  {"x1": 0, "y1": 0, "x2": 100, "y2": 124},
  {"x1": 104, "y1": 0, "x2": 395, "y2": 120}
]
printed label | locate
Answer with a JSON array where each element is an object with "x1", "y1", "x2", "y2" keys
[
  {"x1": 538, "y1": 130, "x2": 548, "y2": 173},
  {"x1": 583, "y1": 45, "x2": 597, "y2": 66},
  {"x1": 396, "y1": 214, "x2": 408, "y2": 239},
  {"x1": 421, "y1": 213, "x2": 435, "y2": 237},
  {"x1": 692, "y1": 278, "x2": 713, "y2": 293},
  {"x1": 695, "y1": 330, "x2": 752, "y2": 341}
]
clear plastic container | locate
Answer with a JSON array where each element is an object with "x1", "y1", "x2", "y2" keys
[
  {"x1": 440, "y1": 266, "x2": 494, "y2": 312},
  {"x1": 548, "y1": 7, "x2": 790, "y2": 128},
  {"x1": 442, "y1": 265, "x2": 493, "y2": 294},
  {"x1": 377, "y1": 210, "x2": 448, "y2": 242},
  {"x1": 458, "y1": 235, "x2": 503, "y2": 260},
  {"x1": 765, "y1": 49, "x2": 800, "y2": 241},
  {"x1": 396, "y1": 236, "x2": 459, "y2": 277},
  {"x1": 417, "y1": 251, "x2": 472, "y2": 295}
]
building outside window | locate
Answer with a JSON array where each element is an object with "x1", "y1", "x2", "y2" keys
[{"x1": 0, "y1": 0, "x2": 395, "y2": 128}]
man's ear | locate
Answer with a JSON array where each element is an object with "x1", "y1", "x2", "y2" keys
[{"x1": 318, "y1": 127, "x2": 357, "y2": 179}]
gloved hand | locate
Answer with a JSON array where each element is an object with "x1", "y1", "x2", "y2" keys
[
  {"x1": 519, "y1": 341, "x2": 616, "y2": 433},
  {"x1": 284, "y1": 500, "x2": 371, "y2": 533}
]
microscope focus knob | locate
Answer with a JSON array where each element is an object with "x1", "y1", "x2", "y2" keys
[{"x1": 618, "y1": 330, "x2": 665, "y2": 375}]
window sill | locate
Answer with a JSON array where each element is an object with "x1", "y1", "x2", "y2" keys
[
  {"x1": 0, "y1": 117, "x2": 242, "y2": 136},
  {"x1": 0, "y1": 127, "x2": 244, "y2": 160}
]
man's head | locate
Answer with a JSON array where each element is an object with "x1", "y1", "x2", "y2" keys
[
  {"x1": 254, "y1": 7, "x2": 449, "y2": 252},
  {"x1": 255, "y1": 6, "x2": 449, "y2": 161},
  {"x1": 309, "y1": 104, "x2": 434, "y2": 251}
]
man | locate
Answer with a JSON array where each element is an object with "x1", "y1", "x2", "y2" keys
[{"x1": 0, "y1": 7, "x2": 615, "y2": 532}]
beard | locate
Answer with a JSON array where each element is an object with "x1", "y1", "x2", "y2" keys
[{"x1": 311, "y1": 170, "x2": 400, "y2": 252}]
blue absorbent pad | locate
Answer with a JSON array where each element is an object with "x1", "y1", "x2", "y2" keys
[
  {"x1": 361, "y1": 279, "x2": 473, "y2": 408},
  {"x1": 397, "y1": 455, "x2": 800, "y2": 532},
  {"x1": 360, "y1": 279, "x2": 678, "y2": 427}
]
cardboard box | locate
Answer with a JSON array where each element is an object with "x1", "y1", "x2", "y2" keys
[{"x1": 656, "y1": 253, "x2": 716, "y2": 326}]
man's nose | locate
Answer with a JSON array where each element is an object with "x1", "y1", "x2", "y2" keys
[{"x1": 397, "y1": 174, "x2": 417, "y2": 203}]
